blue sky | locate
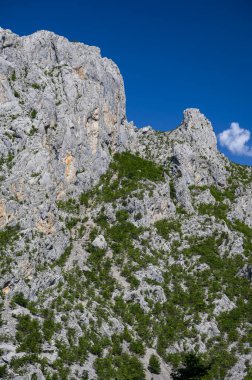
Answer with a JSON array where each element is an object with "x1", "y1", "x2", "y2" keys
[{"x1": 1, "y1": 0, "x2": 251, "y2": 165}]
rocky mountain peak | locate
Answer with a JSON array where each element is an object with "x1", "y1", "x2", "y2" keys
[
  {"x1": 0, "y1": 29, "x2": 136, "y2": 196},
  {"x1": 0, "y1": 29, "x2": 251, "y2": 380},
  {"x1": 176, "y1": 108, "x2": 217, "y2": 155}
]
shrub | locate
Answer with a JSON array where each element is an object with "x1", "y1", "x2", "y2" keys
[
  {"x1": 183, "y1": 236, "x2": 221, "y2": 270},
  {"x1": 30, "y1": 109, "x2": 37, "y2": 119},
  {"x1": 148, "y1": 354, "x2": 161, "y2": 374},
  {"x1": 79, "y1": 192, "x2": 90, "y2": 207},
  {"x1": 244, "y1": 367, "x2": 252, "y2": 380},
  {"x1": 94, "y1": 357, "x2": 115, "y2": 379},
  {"x1": 155, "y1": 219, "x2": 181, "y2": 239},
  {"x1": 90, "y1": 341, "x2": 103, "y2": 357},
  {"x1": 94, "y1": 353, "x2": 145, "y2": 380},
  {"x1": 0, "y1": 365, "x2": 7, "y2": 378},
  {"x1": 65, "y1": 217, "x2": 79, "y2": 230},
  {"x1": 31, "y1": 83, "x2": 41, "y2": 90},
  {"x1": 95, "y1": 212, "x2": 109, "y2": 229},
  {"x1": 12, "y1": 292, "x2": 28, "y2": 307},
  {"x1": 16, "y1": 315, "x2": 43, "y2": 353},
  {"x1": 115, "y1": 354, "x2": 145, "y2": 380},
  {"x1": 135, "y1": 212, "x2": 142, "y2": 220},
  {"x1": 169, "y1": 180, "x2": 176, "y2": 200},
  {"x1": 111, "y1": 335, "x2": 122, "y2": 355},
  {"x1": 10, "y1": 354, "x2": 39, "y2": 371},
  {"x1": 57, "y1": 198, "x2": 79, "y2": 213},
  {"x1": 116, "y1": 209, "x2": 129, "y2": 222},
  {"x1": 171, "y1": 353, "x2": 210, "y2": 380},
  {"x1": 52, "y1": 245, "x2": 72, "y2": 267},
  {"x1": 0, "y1": 225, "x2": 20, "y2": 250},
  {"x1": 11, "y1": 71, "x2": 16, "y2": 81},
  {"x1": 129, "y1": 340, "x2": 145, "y2": 356},
  {"x1": 108, "y1": 221, "x2": 141, "y2": 244},
  {"x1": 43, "y1": 311, "x2": 60, "y2": 341},
  {"x1": 28, "y1": 125, "x2": 38, "y2": 136}
]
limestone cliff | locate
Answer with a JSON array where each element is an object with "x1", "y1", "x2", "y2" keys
[{"x1": 0, "y1": 29, "x2": 251, "y2": 380}]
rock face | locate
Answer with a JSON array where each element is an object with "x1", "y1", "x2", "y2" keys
[
  {"x1": 169, "y1": 108, "x2": 228, "y2": 209},
  {"x1": 0, "y1": 27, "x2": 136, "y2": 190},
  {"x1": 0, "y1": 29, "x2": 251, "y2": 380}
]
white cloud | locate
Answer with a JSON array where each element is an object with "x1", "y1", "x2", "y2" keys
[{"x1": 218, "y1": 122, "x2": 252, "y2": 157}]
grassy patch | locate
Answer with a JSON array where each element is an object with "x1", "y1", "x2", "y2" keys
[{"x1": 94, "y1": 152, "x2": 165, "y2": 202}]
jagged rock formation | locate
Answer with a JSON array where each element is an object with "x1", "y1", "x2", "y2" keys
[{"x1": 0, "y1": 29, "x2": 251, "y2": 380}]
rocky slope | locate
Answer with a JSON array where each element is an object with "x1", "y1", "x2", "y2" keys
[{"x1": 0, "y1": 28, "x2": 251, "y2": 380}]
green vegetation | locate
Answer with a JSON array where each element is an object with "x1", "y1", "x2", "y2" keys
[
  {"x1": 11, "y1": 71, "x2": 16, "y2": 81},
  {"x1": 31, "y1": 83, "x2": 41, "y2": 90},
  {"x1": 12, "y1": 292, "x2": 28, "y2": 308},
  {"x1": 52, "y1": 245, "x2": 72, "y2": 267},
  {"x1": 55, "y1": 334, "x2": 89, "y2": 366},
  {"x1": 129, "y1": 340, "x2": 145, "y2": 356},
  {"x1": 244, "y1": 367, "x2": 252, "y2": 380},
  {"x1": 104, "y1": 209, "x2": 143, "y2": 264},
  {"x1": 233, "y1": 219, "x2": 252, "y2": 254},
  {"x1": 2, "y1": 150, "x2": 251, "y2": 379},
  {"x1": 198, "y1": 202, "x2": 228, "y2": 220},
  {"x1": 112, "y1": 152, "x2": 164, "y2": 182},
  {"x1": 0, "y1": 225, "x2": 20, "y2": 250},
  {"x1": 210, "y1": 185, "x2": 235, "y2": 202},
  {"x1": 43, "y1": 310, "x2": 61, "y2": 341},
  {"x1": 85, "y1": 244, "x2": 115, "y2": 299},
  {"x1": 31, "y1": 172, "x2": 40, "y2": 178},
  {"x1": 94, "y1": 353, "x2": 145, "y2": 380},
  {"x1": 171, "y1": 353, "x2": 211, "y2": 380},
  {"x1": 79, "y1": 191, "x2": 90, "y2": 207},
  {"x1": 233, "y1": 219, "x2": 252, "y2": 238},
  {"x1": 108, "y1": 220, "x2": 141, "y2": 244},
  {"x1": 228, "y1": 162, "x2": 252, "y2": 187},
  {"x1": 148, "y1": 354, "x2": 161, "y2": 374},
  {"x1": 92, "y1": 152, "x2": 165, "y2": 202},
  {"x1": 16, "y1": 315, "x2": 43, "y2": 353},
  {"x1": 0, "y1": 365, "x2": 7, "y2": 378},
  {"x1": 169, "y1": 180, "x2": 176, "y2": 200},
  {"x1": 0, "y1": 152, "x2": 15, "y2": 170},
  {"x1": 65, "y1": 217, "x2": 79, "y2": 230},
  {"x1": 10, "y1": 354, "x2": 41, "y2": 372},
  {"x1": 155, "y1": 219, "x2": 181, "y2": 239},
  {"x1": 28, "y1": 125, "x2": 38, "y2": 136},
  {"x1": 57, "y1": 198, "x2": 79, "y2": 213},
  {"x1": 30, "y1": 109, "x2": 37, "y2": 119}
]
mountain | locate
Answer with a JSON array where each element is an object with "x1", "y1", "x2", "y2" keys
[{"x1": 0, "y1": 28, "x2": 251, "y2": 380}]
